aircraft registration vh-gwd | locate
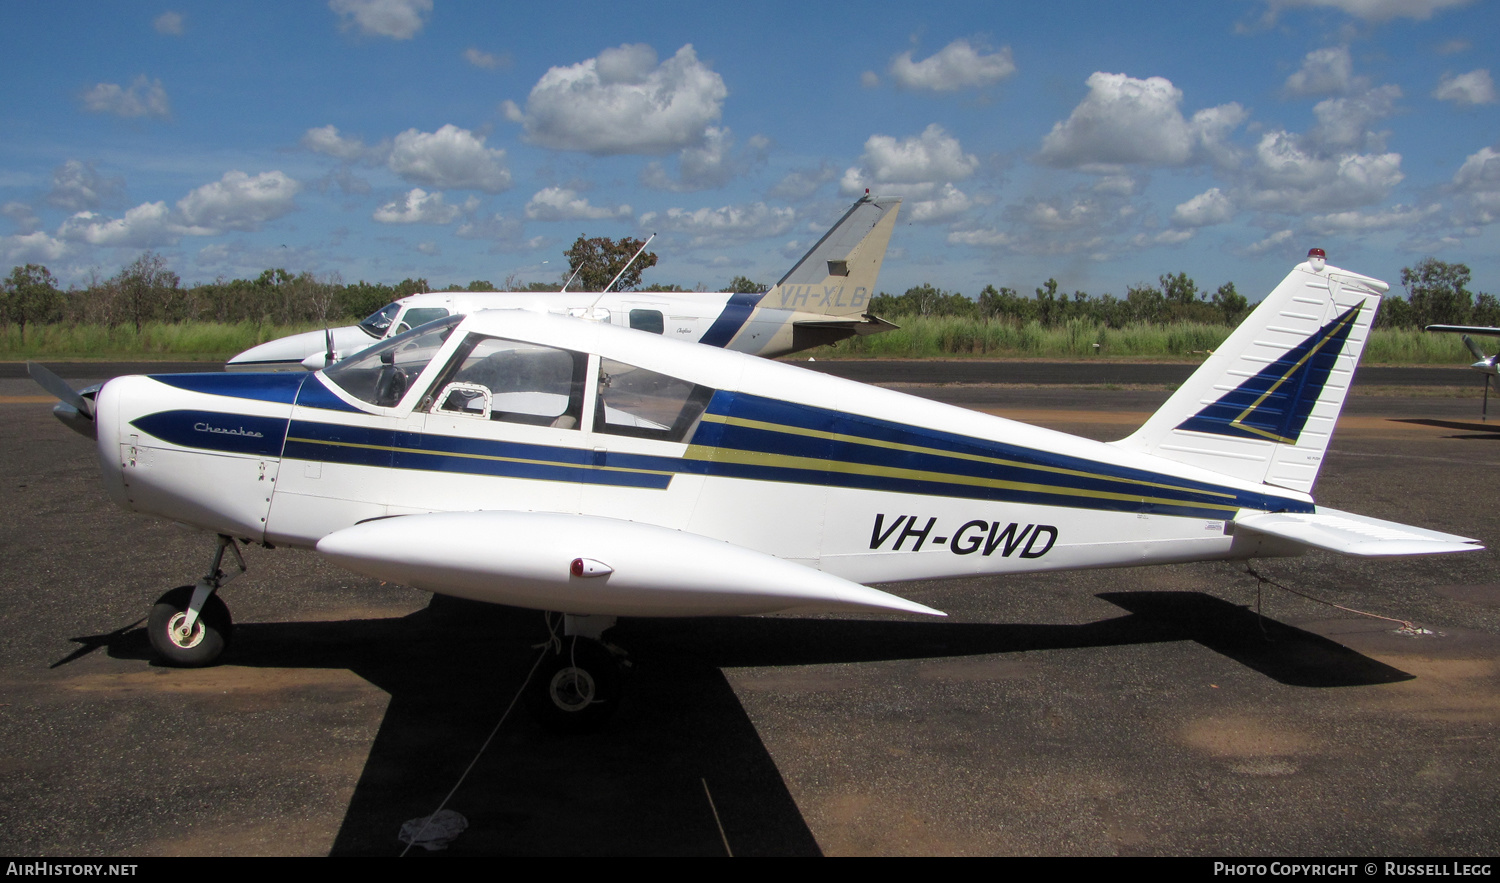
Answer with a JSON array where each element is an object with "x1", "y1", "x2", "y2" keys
[
  {"x1": 226, "y1": 194, "x2": 902, "y2": 372},
  {"x1": 30, "y1": 246, "x2": 1484, "y2": 731}
]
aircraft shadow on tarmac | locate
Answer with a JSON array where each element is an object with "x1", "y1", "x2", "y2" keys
[
  {"x1": 1391, "y1": 418, "x2": 1500, "y2": 439},
  {"x1": 74, "y1": 590, "x2": 1410, "y2": 856}
]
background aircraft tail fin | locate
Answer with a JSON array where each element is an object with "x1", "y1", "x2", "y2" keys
[
  {"x1": 764, "y1": 195, "x2": 901, "y2": 318},
  {"x1": 1113, "y1": 252, "x2": 1387, "y2": 495}
]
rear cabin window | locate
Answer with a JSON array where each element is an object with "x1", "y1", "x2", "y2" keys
[
  {"x1": 595, "y1": 358, "x2": 714, "y2": 443},
  {"x1": 628, "y1": 309, "x2": 665, "y2": 335},
  {"x1": 395, "y1": 307, "x2": 451, "y2": 334}
]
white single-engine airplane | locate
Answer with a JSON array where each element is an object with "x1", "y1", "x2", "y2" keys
[
  {"x1": 227, "y1": 195, "x2": 901, "y2": 371},
  {"x1": 1424, "y1": 324, "x2": 1500, "y2": 417},
  {"x1": 33, "y1": 247, "x2": 1483, "y2": 730}
]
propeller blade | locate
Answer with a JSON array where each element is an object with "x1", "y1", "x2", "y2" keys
[
  {"x1": 27, "y1": 361, "x2": 92, "y2": 418},
  {"x1": 1461, "y1": 334, "x2": 1489, "y2": 362}
]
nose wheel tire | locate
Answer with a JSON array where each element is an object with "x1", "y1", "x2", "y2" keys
[
  {"x1": 526, "y1": 637, "x2": 622, "y2": 733},
  {"x1": 147, "y1": 585, "x2": 233, "y2": 667}
]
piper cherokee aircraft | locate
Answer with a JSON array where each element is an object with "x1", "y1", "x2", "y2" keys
[
  {"x1": 226, "y1": 195, "x2": 901, "y2": 372},
  {"x1": 1424, "y1": 324, "x2": 1499, "y2": 417},
  {"x1": 32, "y1": 247, "x2": 1483, "y2": 731}
]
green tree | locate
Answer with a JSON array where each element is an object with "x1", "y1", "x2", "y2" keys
[
  {"x1": 1126, "y1": 283, "x2": 1165, "y2": 324},
  {"x1": 564, "y1": 236, "x2": 658, "y2": 292},
  {"x1": 1160, "y1": 272, "x2": 1199, "y2": 305},
  {"x1": 3, "y1": 264, "x2": 62, "y2": 341},
  {"x1": 1211, "y1": 282, "x2": 1249, "y2": 325},
  {"x1": 721, "y1": 275, "x2": 767, "y2": 294},
  {"x1": 116, "y1": 251, "x2": 180, "y2": 334},
  {"x1": 1402, "y1": 258, "x2": 1475, "y2": 328}
]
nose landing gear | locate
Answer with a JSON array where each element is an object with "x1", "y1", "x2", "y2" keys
[{"x1": 146, "y1": 535, "x2": 244, "y2": 667}]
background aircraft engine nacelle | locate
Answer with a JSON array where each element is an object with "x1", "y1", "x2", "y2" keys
[{"x1": 316, "y1": 511, "x2": 944, "y2": 618}]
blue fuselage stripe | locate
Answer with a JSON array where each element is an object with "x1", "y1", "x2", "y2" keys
[
  {"x1": 698, "y1": 292, "x2": 766, "y2": 348},
  {"x1": 131, "y1": 384, "x2": 1311, "y2": 516}
]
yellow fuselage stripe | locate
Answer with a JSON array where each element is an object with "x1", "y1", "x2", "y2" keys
[{"x1": 700, "y1": 413, "x2": 1236, "y2": 500}]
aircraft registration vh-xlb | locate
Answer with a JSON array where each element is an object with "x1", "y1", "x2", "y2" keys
[
  {"x1": 31, "y1": 247, "x2": 1483, "y2": 731},
  {"x1": 226, "y1": 194, "x2": 902, "y2": 372}
]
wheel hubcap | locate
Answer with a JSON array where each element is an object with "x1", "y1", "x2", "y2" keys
[
  {"x1": 548, "y1": 666, "x2": 596, "y2": 712},
  {"x1": 165, "y1": 613, "x2": 205, "y2": 649}
]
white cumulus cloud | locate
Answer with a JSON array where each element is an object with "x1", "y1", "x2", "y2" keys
[
  {"x1": 907, "y1": 183, "x2": 973, "y2": 223},
  {"x1": 524, "y1": 187, "x2": 631, "y2": 222},
  {"x1": 1245, "y1": 130, "x2": 1403, "y2": 212},
  {"x1": 642, "y1": 128, "x2": 769, "y2": 192},
  {"x1": 842, "y1": 124, "x2": 979, "y2": 192},
  {"x1": 888, "y1": 39, "x2": 1016, "y2": 92},
  {"x1": 1038, "y1": 73, "x2": 1244, "y2": 170},
  {"x1": 302, "y1": 125, "x2": 383, "y2": 162},
  {"x1": 59, "y1": 202, "x2": 178, "y2": 248},
  {"x1": 176, "y1": 170, "x2": 301, "y2": 232},
  {"x1": 388, "y1": 125, "x2": 511, "y2": 192},
  {"x1": 1450, "y1": 145, "x2": 1500, "y2": 223},
  {"x1": 511, "y1": 44, "x2": 727, "y2": 155},
  {"x1": 2, "y1": 202, "x2": 40, "y2": 233},
  {"x1": 81, "y1": 75, "x2": 170, "y2": 118},
  {"x1": 373, "y1": 188, "x2": 460, "y2": 225},
  {"x1": 1284, "y1": 46, "x2": 1362, "y2": 96},
  {"x1": 48, "y1": 160, "x2": 126, "y2": 211},
  {"x1": 770, "y1": 163, "x2": 839, "y2": 201},
  {"x1": 464, "y1": 47, "x2": 510, "y2": 70},
  {"x1": 639, "y1": 202, "x2": 795, "y2": 244},
  {"x1": 1434, "y1": 69, "x2": 1496, "y2": 105},
  {"x1": 1308, "y1": 84, "x2": 1401, "y2": 152},
  {"x1": 1257, "y1": 0, "x2": 1471, "y2": 23},
  {"x1": 329, "y1": 0, "x2": 431, "y2": 39},
  {"x1": 2, "y1": 231, "x2": 69, "y2": 263},
  {"x1": 154, "y1": 12, "x2": 184, "y2": 35},
  {"x1": 1172, "y1": 188, "x2": 1235, "y2": 227},
  {"x1": 1307, "y1": 203, "x2": 1441, "y2": 234}
]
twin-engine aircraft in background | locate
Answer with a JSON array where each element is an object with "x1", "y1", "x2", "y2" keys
[
  {"x1": 1424, "y1": 324, "x2": 1499, "y2": 417},
  {"x1": 33, "y1": 247, "x2": 1482, "y2": 730},
  {"x1": 227, "y1": 195, "x2": 902, "y2": 372}
]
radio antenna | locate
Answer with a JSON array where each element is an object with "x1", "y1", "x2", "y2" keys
[{"x1": 590, "y1": 233, "x2": 655, "y2": 310}]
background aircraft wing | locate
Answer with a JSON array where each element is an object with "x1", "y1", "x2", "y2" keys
[{"x1": 1426, "y1": 325, "x2": 1500, "y2": 337}]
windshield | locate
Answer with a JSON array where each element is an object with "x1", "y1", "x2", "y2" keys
[
  {"x1": 325, "y1": 314, "x2": 463, "y2": 407},
  {"x1": 358, "y1": 303, "x2": 401, "y2": 339}
]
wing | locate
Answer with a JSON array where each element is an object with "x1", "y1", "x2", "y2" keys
[{"x1": 317, "y1": 510, "x2": 944, "y2": 618}]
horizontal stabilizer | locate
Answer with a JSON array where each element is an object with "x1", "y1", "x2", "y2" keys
[
  {"x1": 317, "y1": 510, "x2": 944, "y2": 618},
  {"x1": 793, "y1": 314, "x2": 901, "y2": 336},
  {"x1": 1235, "y1": 507, "x2": 1483, "y2": 557}
]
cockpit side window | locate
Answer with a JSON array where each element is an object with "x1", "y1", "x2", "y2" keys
[
  {"x1": 427, "y1": 334, "x2": 587, "y2": 429},
  {"x1": 595, "y1": 358, "x2": 714, "y2": 443},
  {"x1": 325, "y1": 315, "x2": 463, "y2": 407}
]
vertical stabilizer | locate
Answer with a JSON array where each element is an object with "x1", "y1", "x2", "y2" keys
[
  {"x1": 1113, "y1": 254, "x2": 1387, "y2": 494},
  {"x1": 765, "y1": 195, "x2": 901, "y2": 318}
]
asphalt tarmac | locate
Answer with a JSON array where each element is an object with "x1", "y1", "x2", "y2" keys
[{"x1": 1, "y1": 362, "x2": 1496, "y2": 857}]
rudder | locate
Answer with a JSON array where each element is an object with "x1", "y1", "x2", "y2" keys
[{"x1": 1113, "y1": 250, "x2": 1387, "y2": 494}]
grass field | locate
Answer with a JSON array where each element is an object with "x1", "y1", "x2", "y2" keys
[{"x1": 0, "y1": 317, "x2": 1482, "y2": 366}]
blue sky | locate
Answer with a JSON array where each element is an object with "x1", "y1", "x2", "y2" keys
[{"x1": 2, "y1": 0, "x2": 1497, "y2": 302}]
